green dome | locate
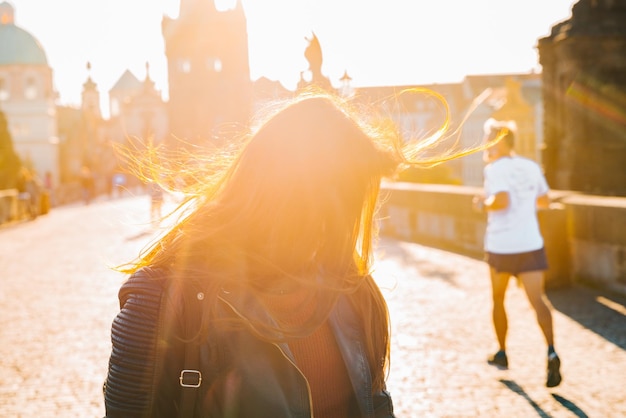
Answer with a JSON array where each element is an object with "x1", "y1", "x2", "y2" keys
[{"x1": 0, "y1": 4, "x2": 48, "y2": 66}]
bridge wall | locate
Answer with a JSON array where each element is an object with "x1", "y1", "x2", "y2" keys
[
  {"x1": 0, "y1": 189, "x2": 19, "y2": 224},
  {"x1": 379, "y1": 182, "x2": 626, "y2": 295}
]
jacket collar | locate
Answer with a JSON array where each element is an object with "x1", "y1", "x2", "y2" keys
[
  {"x1": 329, "y1": 296, "x2": 375, "y2": 418},
  {"x1": 218, "y1": 286, "x2": 375, "y2": 417}
]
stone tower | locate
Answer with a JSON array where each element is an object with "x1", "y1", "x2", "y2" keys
[
  {"x1": 81, "y1": 63, "x2": 101, "y2": 120},
  {"x1": 538, "y1": 0, "x2": 626, "y2": 196},
  {"x1": 162, "y1": 0, "x2": 251, "y2": 144}
]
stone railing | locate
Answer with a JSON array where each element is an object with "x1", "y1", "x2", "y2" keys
[
  {"x1": 0, "y1": 189, "x2": 19, "y2": 225},
  {"x1": 379, "y1": 182, "x2": 626, "y2": 296}
]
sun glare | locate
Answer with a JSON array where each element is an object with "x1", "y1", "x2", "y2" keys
[{"x1": 7, "y1": 0, "x2": 577, "y2": 112}]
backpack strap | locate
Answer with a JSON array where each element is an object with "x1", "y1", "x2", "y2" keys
[{"x1": 176, "y1": 286, "x2": 204, "y2": 418}]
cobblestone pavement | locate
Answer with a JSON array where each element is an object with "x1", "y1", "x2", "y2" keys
[{"x1": 1, "y1": 195, "x2": 624, "y2": 417}]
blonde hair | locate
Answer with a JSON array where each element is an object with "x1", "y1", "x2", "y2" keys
[{"x1": 483, "y1": 118, "x2": 517, "y2": 148}]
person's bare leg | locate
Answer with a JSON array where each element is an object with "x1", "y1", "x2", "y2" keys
[
  {"x1": 490, "y1": 268, "x2": 511, "y2": 350},
  {"x1": 519, "y1": 270, "x2": 554, "y2": 346},
  {"x1": 520, "y1": 270, "x2": 562, "y2": 386}
]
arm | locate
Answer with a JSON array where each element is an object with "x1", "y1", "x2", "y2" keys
[
  {"x1": 476, "y1": 163, "x2": 510, "y2": 213},
  {"x1": 536, "y1": 193, "x2": 550, "y2": 210},
  {"x1": 536, "y1": 165, "x2": 550, "y2": 210},
  {"x1": 474, "y1": 191, "x2": 509, "y2": 212},
  {"x1": 484, "y1": 191, "x2": 509, "y2": 211},
  {"x1": 104, "y1": 269, "x2": 165, "y2": 417},
  {"x1": 373, "y1": 389, "x2": 396, "y2": 418}
]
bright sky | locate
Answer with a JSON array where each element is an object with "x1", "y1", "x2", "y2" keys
[{"x1": 8, "y1": 0, "x2": 576, "y2": 117}]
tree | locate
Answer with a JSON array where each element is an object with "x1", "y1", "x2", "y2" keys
[{"x1": 0, "y1": 110, "x2": 21, "y2": 189}]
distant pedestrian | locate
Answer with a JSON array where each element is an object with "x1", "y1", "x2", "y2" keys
[
  {"x1": 80, "y1": 166, "x2": 95, "y2": 204},
  {"x1": 42, "y1": 171, "x2": 54, "y2": 211},
  {"x1": 112, "y1": 173, "x2": 126, "y2": 199},
  {"x1": 16, "y1": 167, "x2": 40, "y2": 219},
  {"x1": 472, "y1": 119, "x2": 562, "y2": 388},
  {"x1": 148, "y1": 182, "x2": 164, "y2": 225},
  {"x1": 44, "y1": 171, "x2": 53, "y2": 190}
]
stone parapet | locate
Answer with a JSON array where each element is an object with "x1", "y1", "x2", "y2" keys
[
  {"x1": 379, "y1": 182, "x2": 626, "y2": 294},
  {"x1": 0, "y1": 188, "x2": 19, "y2": 224},
  {"x1": 561, "y1": 194, "x2": 626, "y2": 294}
]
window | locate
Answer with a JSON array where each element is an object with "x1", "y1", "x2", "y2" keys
[
  {"x1": 206, "y1": 57, "x2": 222, "y2": 72},
  {"x1": 0, "y1": 77, "x2": 8, "y2": 101},
  {"x1": 179, "y1": 59, "x2": 191, "y2": 73},
  {"x1": 25, "y1": 76, "x2": 37, "y2": 99},
  {"x1": 110, "y1": 98, "x2": 120, "y2": 117}
]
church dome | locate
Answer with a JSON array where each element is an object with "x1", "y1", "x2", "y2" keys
[{"x1": 0, "y1": 2, "x2": 48, "y2": 65}]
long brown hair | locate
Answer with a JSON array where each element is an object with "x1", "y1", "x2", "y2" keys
[{"x1": 120, "y1": 90, "x2": 467, "y2": 390}]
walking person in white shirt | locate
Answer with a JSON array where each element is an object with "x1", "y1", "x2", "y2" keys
[{"x1": 473, "y1": 119, "x2": 562, "y2": 388}]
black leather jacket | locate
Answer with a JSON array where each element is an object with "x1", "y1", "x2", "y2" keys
[{"x1": 104, "y1": 267, "x2": 395, "y2": 418}]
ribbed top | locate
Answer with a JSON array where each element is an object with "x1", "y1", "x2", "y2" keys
[{"x1": 263, "y1": 288, "x2": 354, "y2": 418}]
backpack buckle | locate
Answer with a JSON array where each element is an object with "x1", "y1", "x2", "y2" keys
[{"x1": 179, "y1": 370, "x2": 202, "y2": 388}]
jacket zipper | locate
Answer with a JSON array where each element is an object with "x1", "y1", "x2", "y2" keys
[
  {"x1": 271, "y1": 341, "x2": 315, "y2": 418},
  {"x1": 220, "y1": 296, "x2": 315, "y2": 417}
]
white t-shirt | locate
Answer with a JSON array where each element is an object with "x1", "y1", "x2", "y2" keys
[{"x1": 483, "y1": 156, "x2": 549, "y2": 254}]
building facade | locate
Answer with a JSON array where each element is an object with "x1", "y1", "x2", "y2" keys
[
  {"x1": 0, "y1": 1, "x2": 58, "y2": 186},
  {"x1": 3, "y1": 0, "x2": 584, "y2": 198},
  {"x1": 539, "y1": 0, "x2": 626, "y2": 196}
]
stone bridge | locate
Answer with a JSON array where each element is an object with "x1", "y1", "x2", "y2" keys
[{"x1": 0, "y1": 195, "x2": 624, "y2": 417}]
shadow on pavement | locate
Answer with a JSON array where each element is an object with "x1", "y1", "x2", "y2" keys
[
  {"x1": 547, "y1": 285, "x2": 626, "y2": 350},
  {"x1": 499, "y1": 379, "x2": 553, "y2": 418},
  {"x1": 378, "y1": 238, "x2": 462, "y2": 286},
  {"x1": 551, "y1": 394, "x2": 590, "y2": 418}
]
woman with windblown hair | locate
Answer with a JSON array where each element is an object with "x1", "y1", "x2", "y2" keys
[{"x1": 103, "y1": 91, "x2": 467, "y2": 418}]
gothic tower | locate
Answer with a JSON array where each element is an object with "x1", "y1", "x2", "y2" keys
[
  {"x1": 81, "y1": 62, "x2": 101, "y2": 120},
  {"x1": 539, "y1": 0, "x2": 626, "y2": 196},
  {"x1": 162, "y1": 0, "x2": 251, "y2": 144}
]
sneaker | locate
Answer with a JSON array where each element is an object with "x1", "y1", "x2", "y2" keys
[
  {"x1": 487, "y1": 350, "x2": 508, "y2": 368},
  {"x1": 546, "y1": 352, "x2": 562, "y2": 387}
]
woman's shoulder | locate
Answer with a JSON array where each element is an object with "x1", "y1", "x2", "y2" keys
[{"x1": 118, "y1": 266, "x2": 170, "y2": 307}]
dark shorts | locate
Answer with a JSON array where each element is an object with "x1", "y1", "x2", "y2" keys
[{"x1": 486, "y1": 248, "x2": 548, "y2": 276}]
